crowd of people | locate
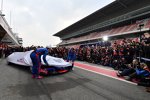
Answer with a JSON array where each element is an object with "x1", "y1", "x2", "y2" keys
[
  {"x1": 75, "y1": 33, "x2": 150, "y2": 92},
  {"x1": 46, "y1": 33, "x2": 150, "y2": 92},
  {"x1": 0, "y1": 33, "x2": 150, "y2": 92},
  {"x1": 0, "y1": 45, "x2": 43, "y2": 58}
]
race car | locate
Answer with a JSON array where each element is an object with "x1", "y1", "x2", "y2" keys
[{"x1": 7, "y1": 50, "x2": 73, "y2": 75}]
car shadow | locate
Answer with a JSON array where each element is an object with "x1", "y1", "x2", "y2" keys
[
  {"x1": 7, "y1": 62, "x2": 71, "y2": 77},
  {"x1": 7, "y1": 62, "x2": 31, "y2": 74}
]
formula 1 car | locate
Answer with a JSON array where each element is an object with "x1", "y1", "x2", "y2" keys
[{"x1": 7, "y1": 50, "x2": 73, "y2": 75}]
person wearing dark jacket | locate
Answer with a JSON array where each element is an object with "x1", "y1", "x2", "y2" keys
[{"x1": 67, "y1": 48, "x2": 76, "y2": 70}]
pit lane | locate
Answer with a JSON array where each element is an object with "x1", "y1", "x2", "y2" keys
[{"x1": 0, "y1": 59, "x2": 149, "y2": 100}]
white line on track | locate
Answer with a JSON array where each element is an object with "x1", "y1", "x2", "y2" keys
[{"x1": 75, "y1": 66, "x2": 137, "y2": 85}]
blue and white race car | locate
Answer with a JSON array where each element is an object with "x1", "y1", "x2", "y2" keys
[{"x1": 7, "y1": 50, "x2": 73, "y2": 75}]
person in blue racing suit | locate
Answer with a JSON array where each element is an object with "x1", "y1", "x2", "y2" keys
[
  {"x1": 67, "y1": 48, "x2": 76, "y2": 70},
  {"x1": 30, "y1": 47, "x2": 48, "y2": 79}
]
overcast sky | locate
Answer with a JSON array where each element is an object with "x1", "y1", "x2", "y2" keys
[{"x1": 2, "y1": 0, "x2": 114, "y2": 47}]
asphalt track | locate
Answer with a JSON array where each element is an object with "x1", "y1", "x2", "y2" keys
[{"x1": 0, "y1": 59, "x2": 150, "y2": 100}]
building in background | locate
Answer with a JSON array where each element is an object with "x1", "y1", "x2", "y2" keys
[
  {"x1": 13, "y1": 33, "x2": 23, "y2": 46},
  {"x1": 54, "y1": 0, "x2": 150, "y2": 48},
  {"x1": 0, "y1": 11, "x2": 21, "y2": 46}
]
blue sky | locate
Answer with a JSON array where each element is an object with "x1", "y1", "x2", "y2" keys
[{"x1": 2, "y1": 0, "x2": 114, "y2": 47}]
